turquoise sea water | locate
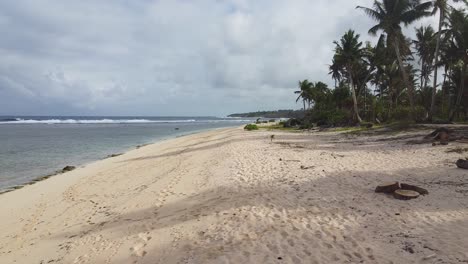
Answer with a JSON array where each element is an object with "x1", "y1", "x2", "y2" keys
[{"x1": 0, "y1": 116, "x2": 252, "y2": 190}]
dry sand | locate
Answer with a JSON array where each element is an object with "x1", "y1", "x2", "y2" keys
[{"x1": 1, "y1": 126, "x2": 468, "y2": 264}]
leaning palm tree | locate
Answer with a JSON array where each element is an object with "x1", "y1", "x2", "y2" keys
[
  {"x1": 295, "y1": 80, "x2": 313, "y2": 111},
  {"x1": 332, "y1": 30, "x2": 364, "y2": 122},
  {"x1": 357, "y1": 0, "x2": 432, "y2": 119}
]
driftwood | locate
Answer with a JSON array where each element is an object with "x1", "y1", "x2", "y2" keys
[
  {"x1": 375, "y1": 182, "x2": 400, "y2": 193},
  {"x1": 456, "y1": 159, "x2": 468, "y2": 170},
  {"x1": 393, "y1": 189, "x2": 420, "y2": 200},
  {"x1": 400, "y1": 183, "x2": 429, "y2": 195}
]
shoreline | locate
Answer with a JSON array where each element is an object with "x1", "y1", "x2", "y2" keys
[
  {"x1": 1, "y1": 126, "x2": 467, "y2": 263},
  {"x1": 0, "y1": 125, "x2": 239, "y2": 195}
]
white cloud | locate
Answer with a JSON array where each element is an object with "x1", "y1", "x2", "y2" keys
[{"x1": 0, "y1": 0, "x2": 439, "y2": 116}]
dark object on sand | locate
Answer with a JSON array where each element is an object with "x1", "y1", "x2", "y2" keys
[
  {"x1": 300, "y1": 165, "x2": 314, "y2": 170},
  {"x1": 393, "y1": 189, "x2": 420, "y2": 200},
  {"x1": 270, "y1": 135, "x2": 275, "y2": 142},
  {"x1": 456, "y1": 159, "x2": 468, "y2": 169},
  {"x1": 107, "y1": 153, "x2": 123, "y2": 158},
  {"x1": 283, "y1": 118, "x2": 302, "y2": 128},
  {"x1": 62, "y1": 166, "x2": 76, "y2": 172},
  {"x1": 424, "y1": 127, "x2": 452, "y2": 139},
  {"x1": 375, "y1": 182, "x2": 400, "y2": 193},
  {"x1": 376, "y1": 182, "x2": 428, "y2": 199},
  {"x1": 400, "y1": 183, "x2": 429, "y2": 195}
]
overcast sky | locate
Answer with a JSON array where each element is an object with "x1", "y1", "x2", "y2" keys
[{"x1": 0, "y1": 0, "x2": 438, "y2": 116}]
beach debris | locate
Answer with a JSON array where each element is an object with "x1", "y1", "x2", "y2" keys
[
  {"x1": 270, "y1": 135, "x2": 275, "y2": 142},
  {"x1": 62, "y1": 166, "x2": 76, "y2": 172},
  {"x1": 456, "y1": 159, "x2": 468, "y2": 170},
  {"x1": 375, "y1": 182, "x2": 400, "y2": 194},
  {"x1": 446, "y1": 147, "x2": 468, "y2": 153},
  {"x1": 300, "y1": 165, "x2": 314, "y2": 170},
  {"x1": 393, "y1": 189, "x2": 420, "y2": 200},
  {"x1": 400, "y1": 183, "x2": 429, "y2": 195},
  {"x1": 375, "y1": 182, "x2": 428, "y2": 199}
]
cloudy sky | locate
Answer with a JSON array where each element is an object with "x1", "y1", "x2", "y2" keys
[{"x1": 0, "y1": 0, "x2": 437, "y2": 116}]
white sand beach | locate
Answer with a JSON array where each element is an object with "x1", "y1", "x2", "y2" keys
[{"x1": 1, "y1": 127, "x2": 468, "y2": 263}]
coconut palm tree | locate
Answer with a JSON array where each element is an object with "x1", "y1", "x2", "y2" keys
[
  {"x1": 413, "y1": 25, "x2": 436, "y2": 93},
  {"x1": 357, "y1": 0, "x2": 433, "y2": 119},
  {"x1": 295, "y1": 80, "x2": 313, "y2": 111},
  {"x1": 446, "y1": 8, "x2": 468, "y2": 120},
  {"x1": 331, "y1": 30, "x2": 364, "y2": 122}
]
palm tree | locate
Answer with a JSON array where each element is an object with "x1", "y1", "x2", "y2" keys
[
  {"x1": 429, "y1": 0, "x2": 466, "y2": 121},
  {"x1": 447, "y1": 8, "x2": 468, "y2": 120},
  {"x1": 357, "y1": 0, "x2": 432, "y2": 119},
  {"x1": 295, "y1": 80, "x2": 313, "y2": 111},
  {"x1": 331, "y1": 30, "x2": 364, "y2": 122},
  {"x1": 413, "y1": 25, "x2": 436, "y2": 94}
]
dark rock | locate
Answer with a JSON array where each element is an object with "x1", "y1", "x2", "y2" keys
[
  {"x1": 107, "y1": 153, "x2": 123, "y2": 158},
  {"x1": 62, "y1": 166, "x2": 76, "y2": 172},
  {"x1": 456, "y1": 159, "x2": 468, "y2": 170}
]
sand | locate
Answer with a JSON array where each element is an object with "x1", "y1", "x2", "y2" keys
[{"x1": 1, "y1": 126, "x2": 468, "y2": 264}]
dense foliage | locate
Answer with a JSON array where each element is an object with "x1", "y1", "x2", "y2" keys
[
  {"x1": 295, "y1": 0, "x2": 468, "y2": 125},
  {"x1": 228, "y1": 110, "x2": 305, "y2": 119}
]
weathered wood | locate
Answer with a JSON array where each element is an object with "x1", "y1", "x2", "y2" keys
[
  {"x1": 393, "y1": 189, "x2": 420, "y2": 200},
  {"x1": 456, "y1": 159, "x2": 468, "y2": 170},
  {"x1": 375, "y1": 182, "x2": 400, "y2": 193},
  {"x1": 400, "y1": 183, "x2": 429, "y2": 195}
]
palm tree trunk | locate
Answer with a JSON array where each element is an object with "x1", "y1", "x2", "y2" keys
[
  {"x1": 429, "y1": 10, "x2": 445, "y2": 122},
  {"x1": 303, "y1": 99, "x2": 306, "y2": 112},
  {"x1": 349, "y1": 72, "x2": 362, "y2": 123},
  {"x1": 450, "y1": 63, "x2": 467, "y2": 121},
  {"x1": 393, "y1": 37, "x2": 416, "y2": 120}
]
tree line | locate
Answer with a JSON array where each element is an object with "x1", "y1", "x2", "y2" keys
[{"x1": 295, "y1": 0, "x2": 468, "y2": 125}]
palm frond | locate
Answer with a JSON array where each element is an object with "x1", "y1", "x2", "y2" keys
[{"x1": 356, "y1": 6, "x2": 383, "y2": 21}]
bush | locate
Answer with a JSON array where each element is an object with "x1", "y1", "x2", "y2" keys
[
  {"x1": 307, "y1": 109, "x2": 349, "y2": 126},
  {"x1": 269, "y1": 119, "x2": 276, "y2": 123},
  {"x1": 244, "y1": 124, "x2": 259, "y2": 131},
  {"x1": 390, "y1": 106, "x2": 426, "y2": 122}
]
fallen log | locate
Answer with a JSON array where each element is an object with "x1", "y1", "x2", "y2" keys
[
  {"x1": 375, "y1": 182, "x2": 400, "y2": 194},
  {"x1": 400, "y1": 183, "x2": 429, "y2": 195},
  {"x1": 394, "y1": 189, "x2": 420, "y2": 200}
]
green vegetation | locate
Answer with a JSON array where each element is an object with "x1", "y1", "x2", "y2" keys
[
  {"x1": 244, "y1": 124, "x2": 259, "y2": 131},
  {"x1": 229, "y1": 110, "x2": 304, "y2": 119},
  {"x1": 292, "y1": 0, "x2": 468, "y2": 126},
  {"x1": 258, "y1": 124, "x2": 300, "y2": 132}
]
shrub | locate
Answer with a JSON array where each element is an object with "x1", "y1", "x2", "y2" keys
[
  {"x1": 244, "y1": 124, "x2": 259, "y2": 131},
  {"x1": 269, "y1": 119, "x2": 276, "y2": 123},
  {"x1": 390, "y1": 106, "x2": 426, "y2": 122}
]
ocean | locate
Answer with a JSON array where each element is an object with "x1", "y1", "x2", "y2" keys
[{"x1": 0, "y1": 116, "x2": 252, "y2": 191}]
